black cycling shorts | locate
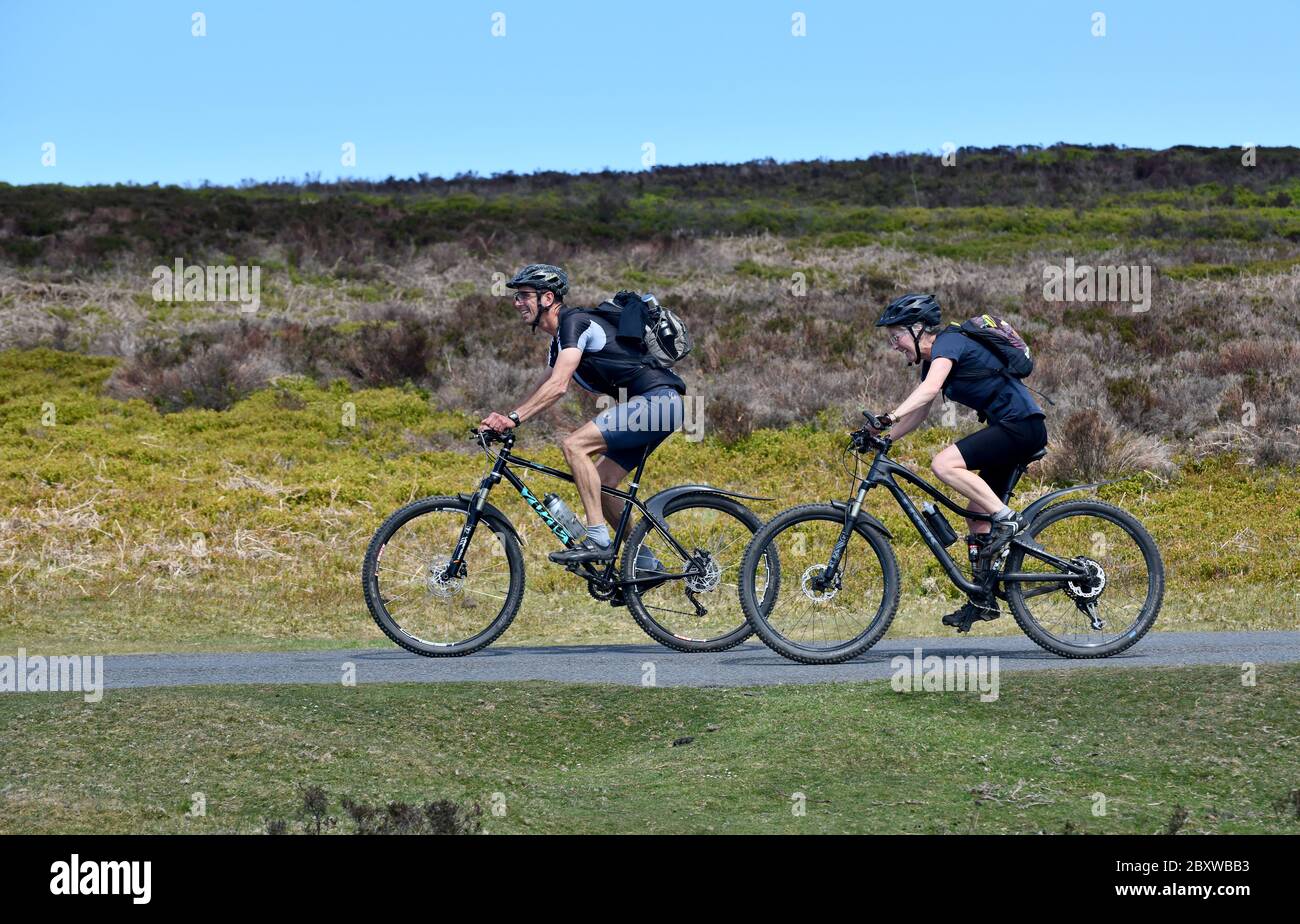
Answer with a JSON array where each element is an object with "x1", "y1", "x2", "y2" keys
[{"x1": 955, "y1": 414, "x2": 1048, "y2": 503}]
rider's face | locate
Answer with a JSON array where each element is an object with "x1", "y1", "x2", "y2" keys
[
  {"x1": 885, "y1": 326, "x2": 913, "y2": 356},
  {"x1": 512, "y1": 288, "x2": 545, "y2": 323}
]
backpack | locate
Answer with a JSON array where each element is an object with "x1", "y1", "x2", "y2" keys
[
  {"x1": 944, "y1": 313, "x2": 1055, "y2": 408},
  {"x1": 949, "y1": 314, "x2": 1033, "y2": 379},
  {"x1": 593, "y1": 290, "x2": 693, "y2": 367}
]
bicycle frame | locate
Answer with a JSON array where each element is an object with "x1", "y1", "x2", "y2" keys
[
  {"x1": 827, "y1": 445, "x2": 1090, "y2": 601},
  {"x1": 445, "y1": 432, "x2": 701, "y2": 590}
]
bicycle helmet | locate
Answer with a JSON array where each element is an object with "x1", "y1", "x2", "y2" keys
[
  {"x1": 875, "y1": 293, "x2": 941, "y2": 329},
  {"x1": 507, "y1": 264, "x2": 569, "y2": 331},
  {"x1": 875, "y1": 293, "x2": 942, "y2": 364}
]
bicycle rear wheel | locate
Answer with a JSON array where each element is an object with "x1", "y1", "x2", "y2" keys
[
  {"x1": 621, "y1": 493, "x2": 774, "y2": 652},
  {"x1": 362, "y1": 496, "x2": 525, "y2": 657},
  {"x1": 1004, "y1": 499, "x2": 1164, "y2": 658},
  {"x1": 738, "y1": 504, "x2": 900, "y2": 664}
]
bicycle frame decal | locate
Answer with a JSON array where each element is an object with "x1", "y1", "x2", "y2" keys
[{"x1": 518, "y1": 484, "x2": 573, "y2": 544}]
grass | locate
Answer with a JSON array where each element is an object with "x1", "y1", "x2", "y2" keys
[
  {"x1": 2, "y1": 348, "x2": 1297, "y2": 654},
  {"x1": 2, "y1": 664, "x2": 1297, "y2": 834}
]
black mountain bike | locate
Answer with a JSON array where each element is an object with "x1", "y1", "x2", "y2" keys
[
  {"x1": 737, "y1": 412, "x2": 1165, "y2": 664},
  {"x1": 363, "y1": 426, "x2": 777, "y2": 656}
]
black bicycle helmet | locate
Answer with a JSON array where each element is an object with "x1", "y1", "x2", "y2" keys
[
  {"x1": 876, "y1": 293, "x2": 942, "y2": 365},
  {"x1": 875, "y1": 293, "x2": 941, "y2": 329},
  {"x1": 506, "y1": 263, "x2": 569, "y2": 299}
]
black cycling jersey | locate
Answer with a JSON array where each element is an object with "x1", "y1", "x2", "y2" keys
[{"x1": 547, "y1": 307, "x2": 686, "y2": 398}]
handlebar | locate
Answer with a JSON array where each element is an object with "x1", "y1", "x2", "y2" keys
[
  {"x1": 850, "y1": 410, "x2": 893, "y2": 454},
  {"x1": 468, "y1": 426, "x2": 515, "y2": 447}
]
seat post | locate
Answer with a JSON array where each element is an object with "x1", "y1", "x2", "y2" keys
[
  {"x1": 1003, "y1": 446, "x2": 1047, "y2": 503},
  {"x1": 1002, "y1": 465, "x2": 1027, "y2": 503}
]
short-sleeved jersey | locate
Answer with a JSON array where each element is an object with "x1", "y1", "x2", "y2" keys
[
  {"x1": 548, "y1": 307, "x2": 686, "y2": 398},
  {"x1": 923, "y1": 329, "x2": 1043, "y2": 424}
]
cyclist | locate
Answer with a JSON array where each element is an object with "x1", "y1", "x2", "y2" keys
[
  {"x1": 479, "y1": 263, "x2": 685, "y2": 567},
  {"x1": 869, "y1": 293, "x2": 1048, "y2": 631}
]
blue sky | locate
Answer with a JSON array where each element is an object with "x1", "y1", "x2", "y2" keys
[{"x1": 1, "y1": 0, "x2": 1295, "y2": 186}]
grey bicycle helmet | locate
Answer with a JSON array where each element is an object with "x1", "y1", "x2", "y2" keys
[
  {"x1": 507, "y1": 264, "x2": 569, "y2": 331},
  {"x1": 506, "y1": 263, "x2": 569, "y2": 299}
]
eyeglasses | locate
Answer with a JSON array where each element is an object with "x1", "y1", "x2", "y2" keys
[
  {"x1": 511, "y1": 292, "x2": 537, "y2": 304},
  {"x1": 887, "y1": 331, "x2": 906, "y2": 347}
]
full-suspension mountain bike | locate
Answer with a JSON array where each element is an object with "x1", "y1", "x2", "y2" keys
[
  {"x1": 737, "y1": 412, "x2": 1165, "y2": 664},
  {"x1": 363, "y1": 426, "x2": 778, "y2": 656}
]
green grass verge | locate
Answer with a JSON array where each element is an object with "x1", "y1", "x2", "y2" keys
[{"x1": 2, "y1": 665, "x2": 1297, "y2": 834}]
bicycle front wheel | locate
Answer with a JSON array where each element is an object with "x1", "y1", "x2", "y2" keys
[
  {"x1": 621, "y1": 492, "x2": 775, "y2": 652},
  {"x1": 362, "y1": 496, "x2": 525, "y2": 657},
  {"x1": 738, "y1": 504, "x2": 900, "y2": 664}
]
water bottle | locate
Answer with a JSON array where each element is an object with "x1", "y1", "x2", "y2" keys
[
  {"x1": 921, "y1": 502, "x2": 958, "y2": 547},
  {"x1": 542, "y1": 493, "x2": 586, "y2": 544}
]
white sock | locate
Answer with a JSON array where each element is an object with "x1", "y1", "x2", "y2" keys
[
  {"x1": 586, "y1": 523, "x2": 610, "y2": 546},
  {"x1": 991, "y1": 506, "x2": 1014, "y2": 522}
]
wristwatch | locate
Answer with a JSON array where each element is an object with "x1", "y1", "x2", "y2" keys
[{"x1": 507, "y1": 411, "x2": 520, "y2": 426}]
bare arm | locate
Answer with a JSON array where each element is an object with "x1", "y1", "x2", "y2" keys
[
  {"x1": 885, "y1": 401, "x2": 934, "y2": 440},
  {"x1": 481, "y1": 350, "x2": 580, "y2": 431},
  {"x1": 883, "y1": 358, "x2": 953, "y2": 438}
]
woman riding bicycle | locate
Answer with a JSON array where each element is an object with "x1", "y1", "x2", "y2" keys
[{"x1": 870, "y1": 293, "x2": 1049, "y2": 631}]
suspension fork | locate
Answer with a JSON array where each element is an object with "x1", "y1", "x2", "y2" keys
[
  {"x1": 819, "y1": 483, "x2": 869, "y2": 589},
  {"x1": 443, "y1": 468, "x2": 503, "y2": 580}
]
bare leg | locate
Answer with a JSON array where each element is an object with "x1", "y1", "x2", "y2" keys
[
  {"x1": 561, "y1": 423, "x2": 611, "y2": 527},
  {"x1": 594, "y1": 455, "x2": 631, "y2": 532},
  {"x1": 931, "y1": 445, "x2": 1002, "y2": 535}
]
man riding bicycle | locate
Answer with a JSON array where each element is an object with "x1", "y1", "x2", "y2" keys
[
  {"x1": 479, "y1": 263, "x2": 685, "y2": 567},
  {"x1": 870, "y1": 293, "x2": 1049, "y2": 631}
]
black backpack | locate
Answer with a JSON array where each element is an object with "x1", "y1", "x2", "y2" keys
[
  {"x1": 950, "y1": 314, "x2": 1033, "y2": 378},
  {"x1": 590, "y1": 290, "x2": 692, "y2": 368}
]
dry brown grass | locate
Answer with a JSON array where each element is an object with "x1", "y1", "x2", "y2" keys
[{"x1": 4, "y1": 233, "x2": 1299, "y2": 460}]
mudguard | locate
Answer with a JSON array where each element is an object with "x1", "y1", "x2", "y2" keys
[
  {"x1": 644, "y1": 484, "x2": 773, "y2": 522},
  {"x1": 828, "y1": 501, "x2": 895, "y2": 539},
  {"x1": 456, "y1": 493, "x2": 526, "y2": 547},
  {"x1": 1021, "y1": 480, "x2": 1118, "y2": 524}
]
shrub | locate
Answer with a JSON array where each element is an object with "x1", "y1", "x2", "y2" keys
[
  {"x1": 1040, "y1": 408, "x2": 1175, "y2": 483},
  {"x1": 107, "y1": 337, "x2": 284, "y2": 412}
]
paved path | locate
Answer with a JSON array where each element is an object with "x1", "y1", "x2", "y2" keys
[{"x1": 97, "y1": 631, "x2": 1300, "y2": 689}]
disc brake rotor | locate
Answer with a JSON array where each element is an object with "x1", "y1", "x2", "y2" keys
[
  {"x1": 426, "y1": 555, "x2": 464, "y2": 599},
  {"x1": 685, "y1": 550, "x2": 721, "y2": 593},
  {"x1": 1065, "y1": 558, "x2": 1107, "y2": 600},
  {"x1": 800, "y1": 564, "x2": 841, "y2": 603}
]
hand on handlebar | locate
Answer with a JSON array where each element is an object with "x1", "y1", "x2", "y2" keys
[
  {"x1": 480, "y1": 412, "x2": 517, "y2": 433},
  {"x1": 862, "y1": 410, "x2": 891, "y2": 434}
]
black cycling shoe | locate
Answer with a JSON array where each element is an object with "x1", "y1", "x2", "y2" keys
[
  {"x1": 548, "y1": 539, "x2": 615, "y2": 565},
  {"x1": 978, "y1": 512, "x2": 1027, "y2": 566},
  {"x1": 942, "y1": 600, "x2": 1001, "y2": 633}
]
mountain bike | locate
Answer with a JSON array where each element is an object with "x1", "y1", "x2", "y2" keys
[
  {"x1": 363, "y1": 426, "x2": 778, "y2": 656},
  {"x1": 737, "y1": 412, "x2": 1165, "y2": 664}
]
